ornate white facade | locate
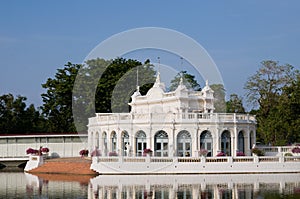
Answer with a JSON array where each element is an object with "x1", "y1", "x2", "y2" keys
[{"x1": 88, "y1": 73, "x2": 256, "y2": 157}]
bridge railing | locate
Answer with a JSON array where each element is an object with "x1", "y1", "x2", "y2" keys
[{"x1": 0, "y1": 134, "x2": 88, "y2": 158}]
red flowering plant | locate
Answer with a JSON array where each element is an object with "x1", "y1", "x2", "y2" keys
[
  {"x1": 143, "y1": 148, "x2": 153, "y2": 156},
  {"x1": 292, "y1": 147, "x2": 300, "y2": 154},
  {"x1": 26, "y1": 148, "x2": 39, "y2": 155},
  {"x1": 91, "y1": 149, "x2": 101, "y2": 157},
  {"x1": 41, "y1": 147, "x2": 49, "y2": 153},
  {"x1": 216, "y1": 151, "x2": 226, "y2": 157},
  {"x1": 236, "y1": 151, "x2": 245, "y2": 156},
  {"x1": 108, "y1": 151, "x2": 118, "y2": 156},
  {"x1": 79, "y1": 149, "x2": 89, "y2": 157}
]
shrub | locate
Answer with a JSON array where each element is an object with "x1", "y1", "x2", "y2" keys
[
  {"x1": 284, "y1": 153, "x2": 293, "y2": 156},
  {"x1": 251, "y1": 148, "x2": 264, "y2": 156}
]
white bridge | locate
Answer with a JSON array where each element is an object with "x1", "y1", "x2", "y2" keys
[{"x1": 0, "y1": 133, "x2": 88, "y2": 169}]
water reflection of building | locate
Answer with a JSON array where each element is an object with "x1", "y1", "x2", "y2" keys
[
  {"x1": 89, "y1": 174, "x2": 300, "y2": 199},
  {"x1": 88, "y1": 74, "x2": 257, "y2": 158}
]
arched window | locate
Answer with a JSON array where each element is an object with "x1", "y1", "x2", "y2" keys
[
  {"x1": 200, "y1": 131, "x2": 213, "y2": 157},
  {"x1": 102, "y1": 132, "x2": 107, "y2": 156},
  {"x1": 238, "y1": 131, "x2": 245, "y2": 153},
  {"x1": 154, "y1": 131, "x2": 168, "y2": 157},
  {"x1": 250, "y1": 131, "x2": 255, "y2": 149},
  {"x1": 221, "y1": 131, "x2": 231, "y2": 156},
  {"x1": 111, "y1": 131, "x2": 117, "y2": 152},
  {"x1": 122, "y1": 131, "x2": 130, "y2": 156},
  {"x1": 177, "y1": 130, "x2": 192, "y2": 157},
  {"x1": 95, "y1": 132, "x2": 99, "y2": 148},
  {"x1": 136, "y1": 131, "x2": 147, "y2": 156}
]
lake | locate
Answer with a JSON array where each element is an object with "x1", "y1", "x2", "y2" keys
[{"x1": 1, "y1": 172, "x2": 300, "y2": 198}]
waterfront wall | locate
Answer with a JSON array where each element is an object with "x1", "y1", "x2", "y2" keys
[{"x1": 91, "y1": 156, "x2": 300, "y2": 174}]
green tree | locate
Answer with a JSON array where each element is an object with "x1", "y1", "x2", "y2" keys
[
  {"x1": 226, "y1": 94, "x2": 245, "y2": 113},
  {"x1": 0, "y1": 94, "x2": 45, "y2": 134},
  {"x1": 41, "y1": 62, "x2": 81, "y2": 133},
  {"x1": 95, "y1": 58, "x2": 155, "y2": 113},
  {"x1": 275, "y1": 74, "x2": 300, "y2": 144},
  {"x1": 43, "y1": 58, "x2": 156, "y2": 133},
  {"x1": 244, "y1": 60, "x2": 299, "y2": 145},
  {"x1": 169, "y1": 71, "x2": 201, "y2": 91}
]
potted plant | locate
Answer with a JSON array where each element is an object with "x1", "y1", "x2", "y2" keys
[
  {"x1": 108, "y1": 151, "x2": 118, "y2": 156},
  {"x1": 41, "y1": 147, "x2": 49, "y2": 154},
  {"x1": 292, "y1": 147, "x2": 300, "y2": 154},
  {"x1": 143, "y1": 148, "x2": 153, "y2": 156},
  {"x1": 91, "y1": 149, "x2": 101, "y2": 157},
  {"x1": 79, "y1": 149, "x2": 89, "y2": 157},
  {"x1": 216, "y1": 151, "x2": 225, "y2": 157},
  {"x1": 236, "y1": 151, "x2": 245, "y2": 156},
  {"x1": 26, "y1": 148, "x2": 39, "y2": 155}
]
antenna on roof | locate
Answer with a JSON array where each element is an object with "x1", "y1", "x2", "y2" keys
[
  {"x1": 136, "y1": 65, "x2": 139, "y2": 90},
  {"x1": 157, "y1": 56, "x2": 160, "y2": 74}
]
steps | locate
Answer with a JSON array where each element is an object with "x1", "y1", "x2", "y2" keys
[{"x1": 28, "y1": 157, "x2": 97, "y2": 176}]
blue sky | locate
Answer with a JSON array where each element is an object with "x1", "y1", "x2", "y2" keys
[{"x1": 1, "y1": 1, "x2": 300, "y2": 110}]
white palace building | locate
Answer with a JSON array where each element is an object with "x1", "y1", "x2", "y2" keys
[{"x1": 87, "y1": 73, "x2": 257, "y2": 159}]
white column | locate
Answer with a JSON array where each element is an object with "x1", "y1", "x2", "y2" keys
[{"x1": 233, "y1": 126, "x2": 238, "y2": 157}]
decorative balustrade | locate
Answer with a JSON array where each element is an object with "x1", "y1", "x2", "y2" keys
[
  {"x1": 95, "y1": 156, "x2": 300, "y2": 164},
  {"x1": 256, "y1": 146, "x2": 299, "y2": 156},
  {"x1": 91, "y1": 113, "x2": 256, "y2": 125}
]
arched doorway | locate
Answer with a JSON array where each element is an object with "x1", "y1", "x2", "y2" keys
[
  {"x1": 221, "y1": 130, "x2": 231, "y2": 156},
  {"x1": 136, "y1": 131, "x2": 147, "y2": 156},
  {"x1": 122, "y1": 131, "x2": 130, "y2": 156},
  {"x1": 238, "y1": 131, "x2": 245, "y2": 153},
  {"x1": 177, "y1": 130, "x2": 192, "y2": 157},
  {"x1": 111, "y1": 131, "x2": 117, "y2": 152},
  {"x1": 154, "y1": 130, "x2": 168, "y2": 157},
  {"x1": 200, "y1": 130, "x2": 213, "y2": 157}
]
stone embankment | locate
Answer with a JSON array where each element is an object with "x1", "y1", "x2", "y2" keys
[{"x1": 28, "y1": 157, "x2": 97, "y2": 176}]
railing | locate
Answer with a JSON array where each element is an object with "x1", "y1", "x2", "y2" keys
[
  {"x1": 259, "y1": 157, "x2": 279, "y2": 162},
  {"x1": 95, "y1": 156, "x2": 300, "y2": 164},
  {"x1": 178, "y1": 157, "x2": 201, "y2": 162},
  {"x1": 124, "y1": 157, "x2": 145, "y2": 162},
  {"x1": 284, "y1": 157, "x2": 300, "y2": 162},
  {"x1": 256, "y1": 146, "x2": 299, "y2": 156},
  {"x1": 233, "y1": 157, "x2": 253, "y2": 162},
  {"x1": 91, "y1": 113, "x2": 256, "y2": 124},
  {"x1": 151, "y1": 158, "x2": 173, "y2": 163},
  {"x1": 206, "y1": 157, "x2": 228, "y2": 163}
]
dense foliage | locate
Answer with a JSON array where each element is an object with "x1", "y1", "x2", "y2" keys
[
  {"x1": 244, "y1": 60, "x2": 300, "y2": 145},
  {"x1": 0, "y1": 94, "x2": 46, "y2": 133},
  {"x1": 169, "y1": 71, "x2": 201, "y2": 91}
]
